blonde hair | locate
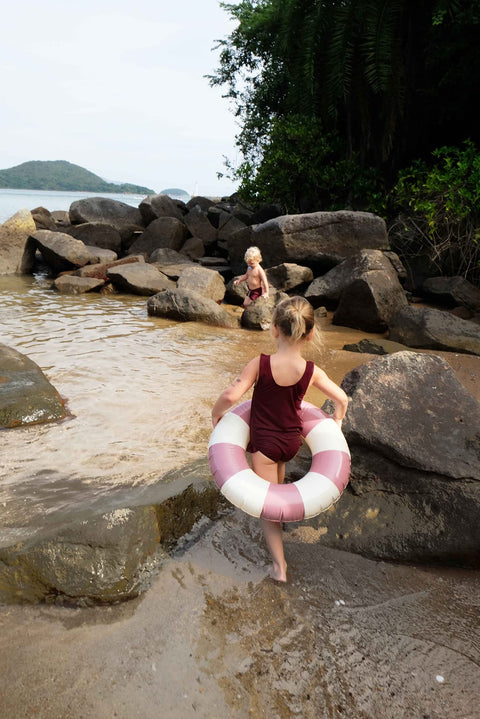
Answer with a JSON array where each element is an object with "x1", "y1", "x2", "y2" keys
[
  {"x1": 272, "y1": 296, "x2": 316, "y2": 344},
  {"x1": 244, "y1": 246, "x2": 262, "y2": 264}
]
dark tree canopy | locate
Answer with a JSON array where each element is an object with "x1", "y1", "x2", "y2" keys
[{"x1": 210, "y1": 0, "x2": 480, "y2": 207}]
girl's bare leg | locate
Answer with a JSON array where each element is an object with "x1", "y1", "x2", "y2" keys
[{"x1": 252, "y1": 452, "x2": 287, "y2": 582}]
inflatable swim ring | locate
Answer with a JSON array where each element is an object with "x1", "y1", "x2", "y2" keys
[{"x1": 208, "y1": 400, "x2": 350, "y2": 522}]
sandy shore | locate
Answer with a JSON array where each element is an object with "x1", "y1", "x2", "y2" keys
[{"x1": 1, "y1": 509, "x2": 479, "y2": 719}]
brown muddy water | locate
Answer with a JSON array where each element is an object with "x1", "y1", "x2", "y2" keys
[
  {"x1": 1, "y1": 273, "x2": 480, "y2": 718},
  {"x1": 1, "y1": 272, "x2": 479, "y2": 549}
]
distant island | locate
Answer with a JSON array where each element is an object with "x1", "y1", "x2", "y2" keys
[
  {"x1": 160, "y1": 188, "x2": 190, "y2": 199},
  {"x1": 0, "y1": 160, "x2": 156, "y2": 195}
]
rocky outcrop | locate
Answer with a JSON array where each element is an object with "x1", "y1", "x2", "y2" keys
[
  {"x1": 0, "y1": 209, "x2": 37, "y2": 275},
  {"x1": 69, "y1": 197, "x2": 144, "y2": 233},
  {"x1": 305, "y1": 249, "x2": 403, "y2": 308},
  {"x1": 127, "y1": 217, "x2": 188, "y2": 257},
  {"x1": 0, "y1": 343, "x2": 66, "y2": 428},
  {"x1": 31, "y1": 206, "x2": 57, "y2": 231},
  {"x1": 183, "y1": 205, "x2": 217, "y2": 244},
  {"x1": 303, "y1": 351, "x2": 480, "y2": 566},
  {"x1": 333, "y1": 269, "x2": 408, "y2": 332},
  {"x1": 66, "y1": 222, "x2": 123, "y2": 254},
  {"x1": 107, "y1": 263, "x2": 175, "y2": 296},
  {"x1": 147, "y1": 289, "x2": 237, "y2": 328},
  {"x1": 265, "y1": 263, "x2": 314, "y2": 292},
  {"x1": 227, "y1": 210, "x2": 389, "y2": 274},
  {"x1": 389, "y1": 305, "x2": 480, "y2": 355},
  {"x1": 176, "y1": 265, "x2": 225, "y2": 302},
  {"x1": 139, "y1": 193, "x2": 185, "y2": 224},
  {"x1": 28, "y1": 230, "x2": 101, "y2": 272},
  {"x1": 241, "y1": 290, "x2": 288, "y2": 330}
]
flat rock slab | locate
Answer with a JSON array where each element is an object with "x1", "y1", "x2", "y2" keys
[
  {"x1": 390, "y1": 305, "x2": 480, "y2": 355},
  {"x1": 0, "y1": 343, "x2": 66, "y2": 428},
  {"x1": 147, "y1": 288, "x2": 238, "y2": 328},
  {"x1": 107, "y1": 263, "x2": 175, "y2": 295},
  {"x1": 53, "y1": 275, "x2": 105, "y2": 294}
]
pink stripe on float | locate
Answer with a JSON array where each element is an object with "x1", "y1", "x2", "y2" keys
[
  {"x1": 208, "y1": 444, "x2": 249, "y2": 489},
  {"x1": 261, "y1": 483, "x2": 305, "y2": 523},
  {"x1": 231, "y1": 400, "x2": 251, "y2": 424},
  {"x1": 299, "y1": 404, "x2": 328, "y2": 437},
  {"x1": 311, "y1": 450, "x2": 351, "y2": 492}
]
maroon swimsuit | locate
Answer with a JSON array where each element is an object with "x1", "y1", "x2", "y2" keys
[{"x1": 247, "y1": 354, "x2": 314, "y2": 463}]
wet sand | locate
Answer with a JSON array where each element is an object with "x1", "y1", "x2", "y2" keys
[{"x1": 1, "y1": 510, "x2": 479, "y2": 719}]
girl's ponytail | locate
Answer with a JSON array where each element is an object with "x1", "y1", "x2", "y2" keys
[{"x1": 272, "y1": 296, "x2": 315, "y2": 343}]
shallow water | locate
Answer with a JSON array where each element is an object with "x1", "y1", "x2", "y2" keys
[{"x1": 1, "y1": 273, "x2": 479, "y2": 548}]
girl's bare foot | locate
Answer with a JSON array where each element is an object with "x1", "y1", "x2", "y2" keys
[{"x1": 271, "y1": 560, "x2": 287, "y2": 582}]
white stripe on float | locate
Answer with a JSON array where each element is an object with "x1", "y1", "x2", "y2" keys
[
  {"x1": 295, "y1": 472, "x2": 341, "y2": 518},
  {"x1": 208, "y1": 411, "x2": 250, "y2": 450},
  {"x1": 221, "y1": 469, "x2": 269, "y2": 518},
  {"x1": 305, "y1": 419, "x2": 351, "y2": 456}
]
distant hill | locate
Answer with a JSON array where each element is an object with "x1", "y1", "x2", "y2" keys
[
  {"x1": 0, "y1": 160, "x2": 155, "y2": 195},
  {"x1": 160, "y1": 187, "x2": 190, "y2": 198}
]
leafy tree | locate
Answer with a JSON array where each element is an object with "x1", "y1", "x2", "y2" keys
[{"x1": 210, "y1": 0, "x2": 480, "y2": 210}]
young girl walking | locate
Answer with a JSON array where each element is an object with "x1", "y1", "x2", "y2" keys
[{"x1": 211, "y1": 296, "x2": 348, "y2": 582}]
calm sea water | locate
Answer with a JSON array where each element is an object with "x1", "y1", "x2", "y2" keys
[{"x1": 0, "y1": 188, "x2": 190, "y2": 224}]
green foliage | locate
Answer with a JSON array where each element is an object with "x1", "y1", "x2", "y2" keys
[
  {"x1": 388, "y1": 141, "x2": 480, "y2": 282},
  {"x1": 0, "y1": 160, "x2": 155, "y2": 194},
  {"x1": 226, "y1": 115, "x2": 385, "y2": 214}
]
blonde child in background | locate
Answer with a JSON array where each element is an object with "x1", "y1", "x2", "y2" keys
[
  {"x1": 234, "y1": 246, "x2": 269, "y2": 307},
  {"x1": 212, "y1": 296, "x2": 348, "y2": 582}
]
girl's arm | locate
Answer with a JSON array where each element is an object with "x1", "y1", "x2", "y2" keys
[
  {"x1": 310, "y1": 366, "x2": 349, "y2": 427},
  {"x1": 211, "y1": 356, "x2": 259, "y2": 427},
  {"x1": 233, "y1": 272, "x2": 248, "y2": 285}
]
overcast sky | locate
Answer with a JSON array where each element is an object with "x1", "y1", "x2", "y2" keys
[{"x1": 1, "y1": 0, "x2": 240, "y2": 196}]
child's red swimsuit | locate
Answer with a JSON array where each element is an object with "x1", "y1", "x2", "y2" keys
[
  {"x1": 247, "y1": 353, "x2": 314, "y2": 462},
  {"x1": 247, "y1": 287, "x2": 262, "y2": 301}
]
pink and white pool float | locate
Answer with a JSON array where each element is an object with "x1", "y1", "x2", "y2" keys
[{"x1": 208, "y1": 400, "x2": 350, "y2": 523}]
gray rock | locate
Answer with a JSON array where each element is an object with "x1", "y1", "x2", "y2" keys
[
  {"x1": 342, "y1": 338, "x2": 408, "y2": 355},
  {"x1": 53, "y1": 275, "x2": 105, "y2": 294},
  {"x1": 0, "y1": 506, "x2": 160, "y2": 604},
  {"x1": 422, "y1": 276, "x2": 480, "y2": 312},
  {"x1": 389, "y1": 305, "x2": 480, "y2": 355},
  {"x1": 186, "y1": 195, "x2": 215, "y2": 212},
  {"x1": 139, "y1": 194, "x2": 184, "y2": 224},
  {"x1": 30, "y1": 230, "x2": 98, "y2": 272},
  {"x1": 176, "y1": 265, "x2": 225, "y2": 302},
  {"x1": 180, "y1": 236, "x2": 205, "y2": 259},
  {"x1": 265, "y1": 262, "x2": 314, "y2": 291},
  {"x1": 69, "y1": 197, "x2": 143, "y2": 232},
  {"x1": 65, "y1": 222, "x2": 122, "y2": 254},
  {"x1": 305, "y1": 249, "x2": 401, "y2": 308},
  {"x1": 241, "y1": 290, "x2": 289, "y2": 331},
  {"x1": 183, "y1": 205, "x2": 217, "y2": 244},
  {"x1": 333, "y1": 270, "x2": 408, "y2": 332},
  {"x1": 107, "y1": 263, "x2": 175, "y2": 295},
  {"x1": 127, "y1": 217, "x2": 187, "y2": 258},
  {"x1": 31, "y1": 206, "x2": 57, "y2": 231},
  {"x1": 147, "y1": 289, "x2": 237, "y2": 328},
  {"x1": 0, "y1": 343, "x2": 66, "y2": 428},
  {"x1": 302, "y1": 351, "x2": 480, "y2": 565},
  {"x1": 217, "y1": 212, "x2": 247, "y2": 242},
  {"x1": 0, "y1": 209, "x2": 37, "y2": 275},
  {"x1": 227, "y1": 210, "x2": 389, "y2": 273},
  {"x1": 73, "y1": 255, "x2": 144, "y2": 282}
]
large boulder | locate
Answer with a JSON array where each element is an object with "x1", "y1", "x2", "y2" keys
[
  {"x1": 69, "y1": 197, "x2": 144, "y2": 233},
  {"x1": 183, "y1": 205, "x2": 217, "y2": 244},
  {"x1": 303, "y1": 351, "x2": 480, "y2": 566},
  {"x1": 107, "y1": 263, "x2": 175, "y2": 296},
  {"x1": 176, "y1": 265, "x2": 225, "y2": 302},
  {"x1": 333, "y1": 270, "x2": 408, "y2": 332},
  {"x1": 227, "y1": 210, "x2": 389, "y2": 273},
  {"x1": 305, "y1": 249, "x2": 403, "y2": 308},
  {"x1": 65, "y1": 222, "x2": 122, "y2": 254},
  {"x1": 31, "y1": 206, "x2": 57, "y2": 231},
  {"x1": 28, "y1": 230, "x2": 98, "y2": 272},
  {"x1": 422, "y1": 276, "x2": 480, "y2": 313},
  {"x1": 127, "y1": 217, "x2": 188, "y2": 258},
  {"x1": 0, "y1": 506, "x2": 160, "y2": 604},
  {"x1": 147, "y1": 289, "x2": 237, "y2": 328},
  {"x1": 0, "y1": 343, "x2": 66, "y2": 428},
  {"x1": 389, "y1": 306, "x2": 480, "y2": 355},
  {"x1": 0, "y1": 209, "x2": 37, "y2": 275},
  {"x1": 139, "y1": 194, "x2": 185, "y2": 223},
  {"x1": 265, "y1": 263, "x2": 314, "y2": 292}
]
